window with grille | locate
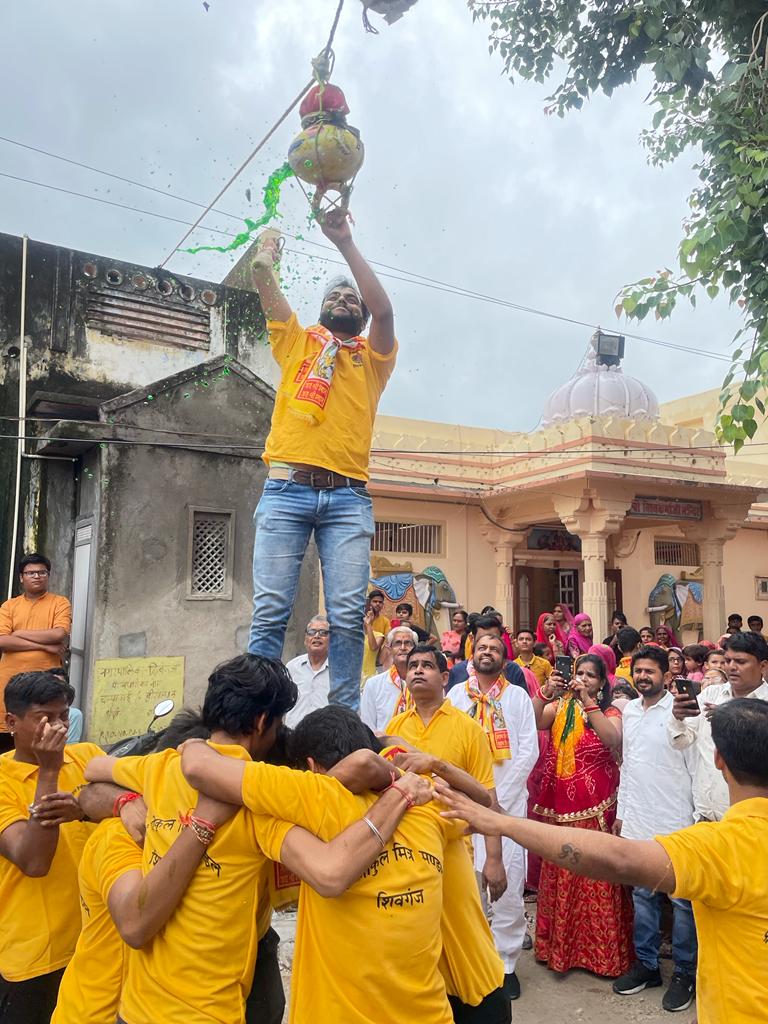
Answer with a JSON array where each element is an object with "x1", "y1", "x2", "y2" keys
[
  {"x1": 654, "y1": 538, "x2": 700, "y2": 567},
  {"x1": 372, "y1": 520, "x2": 444, "y2": 556},
  {"x1": 187, "y1": 508, "x2": 235, "y2": 600}
]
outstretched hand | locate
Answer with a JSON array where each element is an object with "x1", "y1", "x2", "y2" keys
[
  {"x1": 319, "y1": 205, "x2": 353, "y2": 247},
  {"x1": 434, "y1": 779, "x2": 507, "y2": 836}
]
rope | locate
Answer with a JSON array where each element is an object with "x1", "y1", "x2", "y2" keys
[{"x1": 158, "y1": 0, "x2": 347, "y2": 268}]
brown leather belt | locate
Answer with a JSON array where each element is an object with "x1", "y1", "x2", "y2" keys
[{"x1": 268, "y1": 466, "x2": 367, "y2": 489}]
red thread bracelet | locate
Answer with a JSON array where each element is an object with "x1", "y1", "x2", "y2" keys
[
  {"x1": 386, "y1": 782, "x2": 415, "y2": 809},
  {"x1": 113, "y1": 791, "x2": 140, "y2": 817}
]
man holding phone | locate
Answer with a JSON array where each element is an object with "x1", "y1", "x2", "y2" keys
[
  {"x1": 668, "y1": 631, "x2": 768, "y2": 821},
  {"x1": 613, "y1": 646, "x2": 698, "y2": 1012}
]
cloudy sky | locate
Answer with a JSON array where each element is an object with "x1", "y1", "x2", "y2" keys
[{"x1": 0, "y1": 0, "x2": 739, "y2": 430}]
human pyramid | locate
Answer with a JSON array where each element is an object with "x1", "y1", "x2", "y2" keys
[{"x1": 0, "y1": 206, "x2": 767, "y2": 1024}]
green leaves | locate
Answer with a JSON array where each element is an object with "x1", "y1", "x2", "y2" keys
[{"x1": 473, "y1": 0, "x2": 768, "y2": 451}]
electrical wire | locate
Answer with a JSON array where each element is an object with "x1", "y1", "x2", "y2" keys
[{"x1": 0, "y1": 168, "x2": 733, "y2": 364}]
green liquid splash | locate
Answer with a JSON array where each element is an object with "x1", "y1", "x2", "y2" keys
[{"x1": 184, "y1": 162, "x2": 295, "y2": 255}]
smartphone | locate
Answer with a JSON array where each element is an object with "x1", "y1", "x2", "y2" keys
[
  {"x1": 675, "y1": 678, "x2": 700, "y2": 705},
  {"x1": 555, "y1": 655, "x2": 573, "y2": 684}
]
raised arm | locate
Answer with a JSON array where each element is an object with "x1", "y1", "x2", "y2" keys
[
  {"x1": 0, "y1": 719, "x2": 73, "y2": 876},
  {"x1": 392, "y1": 750, "x2": 492, "y2": 807},
  {"x1": 437, "y1": 782, "x2": 676, "y2": 894},
  {"x1": 250, "y1": 237, "x2": 292, "y2": 323},
  {"x1": 107, "y1": 792, "x2": 237, "y2": 948},
  {"x1": 320, "y1": 208, "x2": 394, "y2": 355}
]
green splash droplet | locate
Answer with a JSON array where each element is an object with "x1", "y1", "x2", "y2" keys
[{"x1": 184, "y1": 162, "x2": 295, "y2": 255}]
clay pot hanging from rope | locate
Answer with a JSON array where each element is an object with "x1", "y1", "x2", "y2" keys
[{"x1": 287, "y1": 82, "x2": 364, "y2": 210}]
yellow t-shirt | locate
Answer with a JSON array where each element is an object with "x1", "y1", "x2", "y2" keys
[
  {"x1": 362, "y1": 630, "x2": 384, "y2": 683},
  {"x1": 615, "y1": 656, "x2": 633, "y2": 683},
  {"x1": 514, "y1": 654, "x2": 552, "y2": 688},
  {"x1": 0, "y1": 592, "x2": 72, "y2": 724},
  {"x1": 111, "y1": 744, "x2": 273, "y2": 1024},
  {"x1": 262, "y1": 314, "x2": 397, "y2": 481},
  {"x1": 241, "y1": 760, "x2": 458, "y2": 1024},
  {"x1": 386, "y1": 701, "x2": 496, "y2": 789},
  {"x1": 439, "y1": 837, "x2": 503, "y2": 1003},
  {"x1": 656, "y1": 797, "x2": 768, "y2": 1024},
  {"x1": 52, "y1": 818, "x2": 141, "y2": 1024},
  {"x1": 0, "y1": 743, "x2": 100, "y2": 981}
]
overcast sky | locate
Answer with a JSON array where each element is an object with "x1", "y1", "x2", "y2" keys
[{"x1": 0, "y1": 0, "x2": 740, "y2": 430}]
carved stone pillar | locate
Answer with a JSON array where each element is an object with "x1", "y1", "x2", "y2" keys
[
  {"x1": 479, "y1": 526, "x2": 527, "y2": 631},
  {"x1": 683, "y1": 504, "x2": 749, "y2": 640}
]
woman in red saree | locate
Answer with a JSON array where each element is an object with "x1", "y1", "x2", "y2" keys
[
  {"x1": 531, "y1": 654, "x2": 633, "y2": 977},
  {"x1": 535, "y1": 612, "x2": 566, "y2": 664}
]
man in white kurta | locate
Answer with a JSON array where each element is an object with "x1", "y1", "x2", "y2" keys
[
  {"x1": 359, "y1": 626, "x2": 417, "y2": 732},
  {"x1": 448, "y1": 634, "x2": 538, "y2": 999}
]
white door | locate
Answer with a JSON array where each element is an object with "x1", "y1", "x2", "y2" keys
[{"x1": 69, "y1": 522, "x2": 93, "y2": 705}]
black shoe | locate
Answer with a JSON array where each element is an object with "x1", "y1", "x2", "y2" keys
[
  {"x1": 503, "y1": 972, "x2": 521, "y2": 1000},
  {"x1": 662, "y1": 972, "x2": 696, "y2": 1012},
  {"x1": 612, "y1": 960, "x2": 663, "y2": 995}
]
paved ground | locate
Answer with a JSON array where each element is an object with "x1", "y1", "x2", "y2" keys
[{"x1": 273, "y1": 908, "x2": 697, "y2": 1023}]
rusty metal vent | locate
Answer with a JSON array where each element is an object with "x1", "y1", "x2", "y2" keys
[{"x1": 85, "y1": 286, "x2": 211, "y2": 350}]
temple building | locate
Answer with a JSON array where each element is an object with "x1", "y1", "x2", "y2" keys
[{"x1": 367, "y1": 335, "x2": 768, "y2": 644}]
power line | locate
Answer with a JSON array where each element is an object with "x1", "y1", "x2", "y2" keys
[{"x1": 1, "y1": 165, "x2": 734, "y2": 366}]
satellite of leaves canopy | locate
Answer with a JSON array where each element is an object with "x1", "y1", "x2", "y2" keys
[{"x1": 470, "y1": 0, "x2": 768, "y2": 450}]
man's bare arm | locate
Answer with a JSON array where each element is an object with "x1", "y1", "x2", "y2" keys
[
  {"x1": 250, "y1": 246, "x2": 292, "y2": 322},
  {"x1": 0, "y1": 635, "x2": 58, "y2": 653},
  {"x1": 437, "y1": 783, "x2": 676, "y2": 893},
  {"x1": 320, "y1": 209, "x2": 394, "y2": 355},
  {"x1": 12, "y1": 627, "x2": 68, "y2": 645}
]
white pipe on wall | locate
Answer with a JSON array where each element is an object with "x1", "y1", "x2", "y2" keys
[{"x1": 7, "y1": 235, "x2": 29, "y2": 600}]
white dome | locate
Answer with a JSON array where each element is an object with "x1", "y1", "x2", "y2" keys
[{"x1": 542, "y1": 345, "x2": 659, "y2": 427}]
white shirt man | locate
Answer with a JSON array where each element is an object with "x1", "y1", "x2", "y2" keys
[
  {"x1": 668, "y1": 634, "x2": 768, "y2": 821},
  {"x1": 285, "y1": 618, "x2": 330, "y2": 728},
  {"x1": 448, "y1": 635, "x2": 538, "y2": 998},
  {"x1": 360, "y1": 627, "x2": 417, "y2": 732}
]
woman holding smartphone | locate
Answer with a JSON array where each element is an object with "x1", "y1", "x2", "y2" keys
[{"x1": 531, "y1": 654, "x2": 633, "y2": 978}]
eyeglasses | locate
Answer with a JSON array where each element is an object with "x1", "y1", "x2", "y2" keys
[
  {"x1": 22, "y1": 570, "x2": 49, "y2": 578},
  {"x1": 306, "y1": 628, "x2": 330, "y2": 637}
]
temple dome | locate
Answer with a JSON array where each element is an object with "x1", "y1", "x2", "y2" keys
[{"x1": 541, "y1": 341, "x2": 659, "y2": 427}]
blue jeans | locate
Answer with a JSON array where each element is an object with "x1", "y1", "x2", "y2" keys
[
  {"x1": 632, "y1": 886, "x2": 697, "y2": 975},
  {"x1": 248, "y1": 479, "x2": 374, "y2": 711}
]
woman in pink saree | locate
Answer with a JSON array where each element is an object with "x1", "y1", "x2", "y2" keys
[{"x1": 566, "y1": 613, "x2": 593, "y2": 658}]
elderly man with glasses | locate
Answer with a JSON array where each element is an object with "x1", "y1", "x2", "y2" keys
[
  {"x1": 284, "y1": 616, "x2": 331, "y2": 728},
  {"x1": 0, "y1": 553, "x2": 71, "y2": 753},
  {"x1": 360, "y1": 626, "x2": 418, "y2": 732}
]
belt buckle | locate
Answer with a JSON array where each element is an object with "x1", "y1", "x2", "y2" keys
[{"x1": 310, "y1": 471, "x2": 327, "y2": 488}]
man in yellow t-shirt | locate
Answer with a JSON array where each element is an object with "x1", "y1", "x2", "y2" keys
[
  {"x1": 513, "y1": 627, "x2": 552, "y2": 688},
  {"x1": 181, "y1": 705, "x2": 495, "y2": 1024},
  {"x1": 438, "y1": 698, "x2": 768, "y2": 1024},
  {"x1": 247, "y1": 207, "x2": 396, "y2": 713},
  {"x1": 0, "y1": 671, "x2": 101, "y2": 1024},
  {"x1": 85, "y1": 654, "x2": 421, "y2": 1024},
  {"x1": 0, "y1": 552, "x2": 72, "y2": 752}
]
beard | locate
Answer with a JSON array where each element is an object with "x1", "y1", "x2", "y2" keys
[{"x1": 319, "y1": 307, "x2": 364, "y2": 336}]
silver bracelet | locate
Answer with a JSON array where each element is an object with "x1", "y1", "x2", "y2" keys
[{"x1": 362, "y1": 815, "x2": 386, "y2": 849}]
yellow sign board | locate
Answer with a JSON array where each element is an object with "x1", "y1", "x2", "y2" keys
[{"x1": 89, "y1": 657, "x2": 185, "y2": 747}]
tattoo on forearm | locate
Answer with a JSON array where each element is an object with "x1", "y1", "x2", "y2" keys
[{"x1": 557, "y1": 842, "x2": 581, "y2": 867}]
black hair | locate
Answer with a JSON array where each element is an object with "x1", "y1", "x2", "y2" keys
[
  {"x1": 722, "y1": 631, "x2": 768, "y2": 662},
  {"x1": 611, "y1": 682, "x2": 638, "y2": 700},
  {"x1": 405, "y1": 643, "x2": 448, "y2": 673},
  {"x1": 682, "y1": 644, "x2": 709, "y2": 668},
  {"x1": 18, "y1": 552, "x2": 51, "y2": 575},
  {"x1": 4, "y1": 671, "x2": 75, "y2": 716},
  {"x1": 368, "y1": 589, "x2": 385, "y2": 601},
  {"x1": 395, "y1": 602, "x2": 413, "y2": 615},
  {"x1": 706, "y1": 647, "x2": 725, "y2": 663},
  {"x1": 469, "y1": 613, "x2": 503, "y2": 638},
  {"x1": 288, "y1": 706, "x2": 381, "y2": 770},
  {"x1": 452, "y1": 609, "x2": 468, "y2": 624},
  {"x1": 727, "y1": 612, "x2": 743, "y2": 623},
  {"x1": 516, "y1": 627, "x2": 535, "y2": 639},
  {"x1": 611, "y1": 611, "x2": 628, "y2": 626},
  {"x1": 154, "y1": 708, "x2": 211, "y2": 751},
  {"x1": 202, "y1": 654, "x2": 297, "y2": 735},
  {"x1": 574, "y1": 654, "x2": 613, "y2": 713},
  {"x1": 532, "y1": 642, "x2": 549, "y2": 658},
  {"x1": 616, "y1": 626, "x2": 642, "y2": 655},
  {"x1": 631, "y1": 644, "x2": 670, "y2": 675},
  {"x1": 747, "y1": 615, "x2": 764, "y2": 628},
  {"x1": 710, "y1": 698, "x2": 768, "y2": 787}
]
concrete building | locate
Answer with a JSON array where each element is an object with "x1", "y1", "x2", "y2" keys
[
  {"x1": 367, "y1": 338, "x2": 768, "y2": 643},
  {"x1": 1, "y1": 232, "x2": 318, "y2": 723}
]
